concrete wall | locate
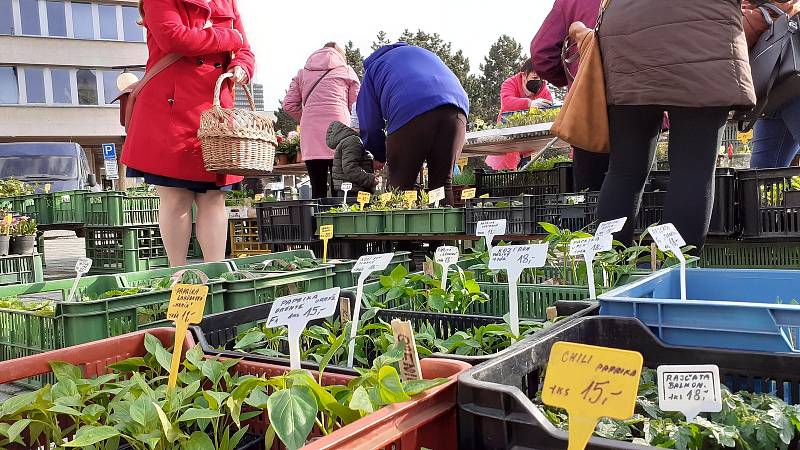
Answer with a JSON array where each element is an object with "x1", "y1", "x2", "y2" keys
[
  {"x1": 0, "y1": 105, "x2": 124, "y2": 138},
  {"x1": 0, "y1": 35, "x2": 147, "y2": 69}
]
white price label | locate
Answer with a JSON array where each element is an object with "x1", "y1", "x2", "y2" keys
[
  {"x1": 428, "y1": 187, "x2": 445, "y2": 206},
  {"x1": 352, "y1": 253, "x2": 394, "y2": 275},
  {"x1": 267, "y1": 182, "x2": 284, "y2": 191},
  {"x1": 476, "y1": 219, "x2": 507, "y2": 252},
  {"x1": 649, "y1": 223, "x2": 686, "y2": 252},
  {"x1": 267, "y1": 287, "x2": 341, "y2": 370},
  {"x1": 347, "y1": 253, "x2": 394, "y2": 368},
  {"x1": 488, "y1": 244, "x2": 548, "y2": 272},
  {"x1": 569, "y1": 234, "x2": 613, "y2": 257},
  {"x1": 341, "y1": 182, "x2": 353, "y2": 192},
  {"x1": 434, "y1": 246, "x2": 460, "y2": 266},
  {"x1": 658, "y1": 365, "x2": 722, "y2": 422},
  {"x1": 75, "y1": 257, "x2": 93, "y2": 275},
  {"x1": 595, "y1": 217, "x2": 627, "y2": 236}
]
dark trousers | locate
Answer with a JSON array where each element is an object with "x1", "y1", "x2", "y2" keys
[
  {"x1": 573, "y1": 147, "x2": 609, "y2": 192},
  {"x1": 597, "y1": 105, "x2": 728, "y2": 250},
  {"x1": 305, "y1": 159, "x2": 333, "y2": 199},
  {"x1": 385, "y1": 105, "x2": 467, "y2": 206}
]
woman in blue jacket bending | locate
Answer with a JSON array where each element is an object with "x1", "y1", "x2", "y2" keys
[{"x1": 357, "y1": 43, "x2": 470, "y2": 205}]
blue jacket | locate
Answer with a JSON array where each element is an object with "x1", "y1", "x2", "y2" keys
[{"x1": 357, "y1": 43, "x2": 470, "y2": 162}]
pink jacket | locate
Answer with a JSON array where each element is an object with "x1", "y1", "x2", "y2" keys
[{"x1": 284, "y1": 48, "x2": 360, "y2": 161}]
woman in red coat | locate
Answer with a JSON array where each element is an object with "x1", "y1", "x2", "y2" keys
[{"x1": 121, "y1": 0, "x2": 255, "y2": 266}]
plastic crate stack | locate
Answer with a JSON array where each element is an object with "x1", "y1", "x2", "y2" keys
[
  {"x1": 229, "y1": 218, "x2": 270, "y2": 256},
  {"x1": 83, "y1": 191, "x2": 167, "y2": 274}
]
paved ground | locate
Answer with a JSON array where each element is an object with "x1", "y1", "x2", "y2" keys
[{"x1": 43, "y1": 230, "x2": 86, "y2": 280}]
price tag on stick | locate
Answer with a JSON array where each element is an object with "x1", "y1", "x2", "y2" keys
[
  {"x1": 428, "y1": 186, "x2": 445, "y2": 208},
  {"x1": 657, "y1": 365, "x2": 722, "y2": 422},
  {"x1": 357, "y1": 191, "x2": 371, "y2": 211},
  {"x1": 348, "y1": 253, "x2": 394, "y2": 367},
  {"x1": 3, "y1": 214, "x2": 11, "y2": 236},
  {"x1": 461, "y1": 188, "x2": 476, "y2": 200},
  {"x1": 319, "y1": 225, "x2": 333, "y2": 263},
  {"x1": 569, "y1": 234, "x2": 613, "y2": 299},
  {"x1": 380, "y1": 192, "x2": 392, "y2": 203},
  {"x1": 476, "y1": 219, "x2": 507, "y2": 254},
  {"x1": 266, "y1": 287, "x2": 341, "y2": 371},
  {"x1": 434, "y1": 246, "x2": 460, "y2": 290},
  {"x1": 489, "y1": 244, "x2": 548, "y2": 336},
  {"x1": 649, "y1": 223, "x2": 688, "y2": 300},
  {"x1": 391, "y1": 319, "x2": 422, "y2": 381},
  {"x1": 67, "y1": 257, "x2": 93, "y2": 302},
  {"x1": 341, "y1": 182, "x2": 353, "y2": 205},
  {"x1": 167, "y1": 284, "x2": 209, "y2": 389},
  {"x1": 595, "y1": 217, "x2": 627, "y2": 237},
  {"x1": 404, "y1": 190, "x2": 417, "y2": 208},
  {"x1": 542, "y1": 342, "x2": 643, "y2": 450}
]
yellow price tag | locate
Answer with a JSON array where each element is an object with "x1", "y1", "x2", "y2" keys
[
  {"x1": 254, "y1": 193, "x2": 264, "y2": 202},
  {"x1": 457, "y1": 157, "x2": 469, "y2": 168},
  {"x1": 319, "y1": 225, "x2": 334, "y2": 262},
  {"x1": 44, "y1": 183, "x2": 52, "y2": 194},
  {"x1": 357, "y1": 191, "x2": 371, "y2": 211},
  {"x1": 404, "y1": 190, "x2": 417, "y2": 207},
  {"x1": 737, "y1": 129, "x2": 753, "y2": 144},
  {"x1": 542, "y1": 342, "x2": 643, "y2": 450},
  {"x1": 480, "y1": 194, "x2": 490, "y2": 199},
  {"x1": 380, "y1": 192, "x2": 393, "y2": 203},
  {"x1": 3, "y1": 214, "x2": 12, "y2": 236},
  {"x1": 166, "y1": 284, "x2": 209, "y2": 389},
  {"x1": 461, "y1": 188, "x2": 477, "y2": 200}
]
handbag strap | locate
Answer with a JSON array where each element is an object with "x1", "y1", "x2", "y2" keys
[
  {"x1": 131, "y1": 53, "x2": 183, "y2": 98},
  {"x1": 594, "y1": 0, "x2": 612, "y2": 32},
  {"x1": 302, "y1": 68, "x2": 334, "y2": 107}
]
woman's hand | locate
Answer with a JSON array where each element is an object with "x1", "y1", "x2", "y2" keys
[
  {"x1": 569, "y1": 21, "x2": 592, "y2": 53},
  {"x1": 227, "y1": 66, "x2": 248, "y2": 85}
]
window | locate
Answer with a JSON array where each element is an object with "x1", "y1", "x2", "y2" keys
[
  {"x1": 24, "y1": 68, "x2": 45, "y2": 103},
  {"x1": 102, "y1": 70, "x2": 120, "y2": 104},
  {"x1": 46, "y1": 1, "x2": 67, "y2": 37},
  {"x1": 98, "y1": 4, "x2": 117, "y2": 39},
  {"x1": 121, "y1": 6, "x2": 144, "y2": 42},
  {"x1": 19, "y1": 0, "x2": 41, "y2": 36},
  {"x1": 51, "y1": 69, "x2": 72, "y2": 104},
  {"x1": 0, "y1": 67, "x2": 19, "y2": 104},
  {"x1": 77, "y1": 69, "x2": 97, "y2": 105},
  {"x1": 0, "y1": 0, "x2": 13, "y2": 35},
  {"x1": 71, "y1": 3, "x2": 94, "y2": 39}
]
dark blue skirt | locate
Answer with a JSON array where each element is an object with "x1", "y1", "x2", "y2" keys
[{"x1": 126, "y1": 168, "x2": 233, "y2": 193}]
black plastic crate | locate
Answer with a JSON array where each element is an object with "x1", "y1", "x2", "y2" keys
[
  {"x1": 465, "y1": 195, "x2": 536, "y2": 236},
  {"x1": 270, "y1": 239, "x2": 393, "y2": 260},
  {"x1": 738, "y1": 167, "x2": 800, "y2": 238},
  {"x1": 475, "y1": 163, "x2": 573, "y2": 198},
  {"x1": 635, "y1": 168, "x2": 737, "y2": 236},
  {"x1": 256, "y1": 199, "x2": 317, "y2": 243},
  {"x1": 534, "y1": 192, "x2": 599, "y2": 233},
  {"x1": 458, "y1": 316, "x2": 800, "y2": 450}
]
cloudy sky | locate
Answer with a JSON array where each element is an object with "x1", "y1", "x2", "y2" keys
[{"x1": 237, "y1": 0, "x2": 556, "y2": 110}]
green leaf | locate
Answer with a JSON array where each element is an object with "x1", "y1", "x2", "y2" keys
[
  {"x1": 200, "y1": 358, "x2": 225, "y2": 386},
  {"x1": 349, "y1": 385, "x2": 375, "y2": 415},
  {"x1": 178, "y1": 407, "x2": 223, "y2": 422},
  {"x1": 267, "y1": 385, "x2": 318, "y2": 450},
  {"x1": 233, "y1": 330, "x2": 265, "y2": 350},
  {"x1": 202, "y1": 391, "x2": 230, "y2": 410},
  {"x1": 107, "y1": 356, "x2": 148, "y2": 372},
  {"x1": 245, "y1": 388, "x2": 269, "y2": 409},
  {"x1": 390, "y1": 264, "x2": 408, "y2": 282},
  {"x1": 6, "y1": 419, "x2": 31, "y2": 443},
  {"x1": 377, "y1": 366, "x2": 410, "y2": 405},
  {"x1": 403, "y1": 378, "x2": 448, "y2": 396},
  {"x1": 144, "y1": 333, "x2": 173, "y2": 372},
  {"x1": 49, "y1": 361, "x2": 82, "y2": 383},
  {"x1": 538, "y1": 222, "x2": 560, "y2": 235},
  {"x1": 47, "y1": 404, "x2": 83, "y2": 416},
  {"x1": 62, "y1": 425, "x2": 120, "y2": 447},
  {"x1": 153, "y1": 401, "x2": 183, "y2": 443},
  {"x1": 185, "y1": 431, "x2": 214, "y2": 450},
  {"x1": 1, "y1": 391, "x2": 37, "y2": 416}
]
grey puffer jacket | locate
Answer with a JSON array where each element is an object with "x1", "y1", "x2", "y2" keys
[{"x1": 327, "y1": 121, "x2": 376, "y2": 193}]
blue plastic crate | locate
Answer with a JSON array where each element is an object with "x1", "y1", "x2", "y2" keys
[{"x1": 599, "y1": 268, "x2": 800, "y2": 353}]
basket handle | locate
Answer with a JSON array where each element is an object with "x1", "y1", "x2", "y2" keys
[{"x1": 213, "y1": 72, "x2": 257, "y2": 112}]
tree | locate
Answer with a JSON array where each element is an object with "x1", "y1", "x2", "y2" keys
[
  {"x1": 345, "y1": 41, "x2": 364, "y2": 79},
  {"x1": 473, "y1": 35, "x2": 527, "y2": 123},
  {"x1": 371, "y1": 31, "x2": 391, "y2": 51},
  {"x1": 549, "y1": 84, "x2": 568, "y2": 104},
  {"x1": 274, "y1": 98, "x2": 297, "y2": 136}
]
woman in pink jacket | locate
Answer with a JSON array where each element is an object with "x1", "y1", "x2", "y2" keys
[
  {"x1": 284, "y1": 43, "x2": 360, "y2": 198},
  {"x1": 486, "y1": 59, "x2": 554, "y2": 170}
]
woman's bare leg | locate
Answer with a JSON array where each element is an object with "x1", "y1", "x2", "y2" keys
[
  {"x1": 156, "y1": 186, "x2": 194, "y2": 267},
  {"x1": 194, "y1": 190, "x2": 227, "y2": 262}
]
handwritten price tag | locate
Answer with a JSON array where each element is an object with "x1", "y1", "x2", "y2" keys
[
  {"x1": 461, "y1": 188, "x2": 476, "y2": 200},
  {"x1": 404, "y1": 190, "x2": 417, "y2": 207},
  {"x1": 341, "y1": 182, "x2": 353, "y2": 205},
  {"x1": 319, "y1": 225, "x2": 334, "y2": 263},
  {"x1": 649, "y1": 223, "x2": 688, "y2": 300},
  {"x1": 542, "y1": 342, "x2": 643, "y2": 450},
  {"x1": 166, "y1": 284, "x2": 209, "y2": 388},
  {"x1": 657, "y1": 365, "x2": 722, "y2": 422},
  {"x1": 595, "y1": 217, "x2": 626, "y2": 237},
  {"x1": 357, "y1": 191, "x2": 371, "y2": 211},
  {"x1": 569, "y1": 234, "x2": 613, "y2": 299},
  {"x1": 434, "y1": 246, "x2": 459, "y2": 290},
  {"x1": 489, "y1": 244, "x2": 548, "y2": 336},
  {"x1": 428, "y1": 186, "x2": 445, "y2": 208},
  {"x1": 348, "y1": 253, "x2": 395, "y2": 367},
  {"x1": 391, "y1": 319, "x2": 422, "y2": 381},
  {"x1": 67, "y1": 257, "x2": 94, "y2": 302},
  {"x1": 476, "y1": 219, "x2": 507, "y2": 253},
  {"x1": 267, "y1": 287, "x2": 341, "y2": 370},
  {"x1": 380, "y1": 192, "x2": 393, "y2": 203},
  {"x1": 44, "y1": 183, "x2": 52, "y2": 194}
]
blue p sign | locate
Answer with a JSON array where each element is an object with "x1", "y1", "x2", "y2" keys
[{"x1": 102, "y1": 143, "x2": 116, "y2": 160}]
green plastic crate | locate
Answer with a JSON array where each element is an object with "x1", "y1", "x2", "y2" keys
[
  {"x1": 118, "y1": 262, "x2": 230, "y2": 321},
  {"x1": 223, "y1": 265, "x2": 335, "y2": 311},
  {"x1": 328, "y1": 251, "x2": 413, "y2": 288},
  {"x1": 315, "y1": 211, "x2": 386, "y2": 236},
  {"x1": 51, "y1": 190, "x2": 88, "y2": 224},
  {"x1": 0, "y1": 254, "x2": 43, "y2": 286},
  {"x1": 701, "y1": 241, "x2": 800, "y2": 269},
  {"x1": 86, "y1": 226, "x2": 169, "y2": 274},
  {"x1": 13, "y1": 194, "x2": 53, "y2": 225},
  {"x1": 383, "y1": 208, "x2": 465, "y2": 235},
  {"x1": 85, "y1": 191, "x2": 160, "y2": 227}
]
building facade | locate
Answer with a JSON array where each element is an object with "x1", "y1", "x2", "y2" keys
[
  {"x1": 235, "y1": 82, "x2": 265, "y2": 111},
  {"x1": 0, "y1": 0, "x2": 147, "y2": 188}
]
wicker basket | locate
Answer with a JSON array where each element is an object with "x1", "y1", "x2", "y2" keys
[{"x1": 198, "y1": 73, "x2": 277, "y2": 176}]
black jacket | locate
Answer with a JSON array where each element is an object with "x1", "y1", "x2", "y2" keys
[{"x1": 327, "y1": 121, "x2": 375, "y2": 193}]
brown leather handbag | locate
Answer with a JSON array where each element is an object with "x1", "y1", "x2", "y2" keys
[
  {"x1": 114, "y1": 53, "x2": 182, "y2": 131},
  {"x1": 550, "y1": 0, "x2": 611, "y2": 154}
]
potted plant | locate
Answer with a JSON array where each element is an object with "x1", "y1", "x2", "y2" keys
[
  {"x1": 452, "y1": 166, "x2": 476, "y2": 206},
  {"x1": 11, "y1": 216, "x2": 36, "y2": 255},
  {"x1": 275, "y1": 130, "x2": 300, "y2": 165}
]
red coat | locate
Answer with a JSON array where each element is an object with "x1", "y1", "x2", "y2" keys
[{"x1": 122, "y1": 0, "x2": 255, "y2": 185}]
